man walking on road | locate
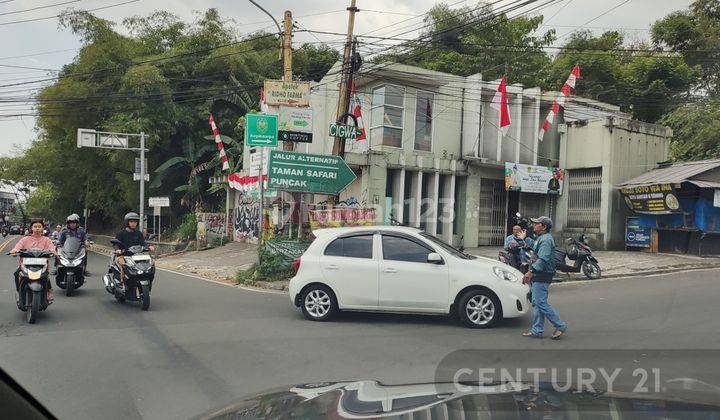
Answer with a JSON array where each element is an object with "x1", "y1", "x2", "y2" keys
[{"x1": 520, "y1": 216, "x2": 567, "y2": 340}]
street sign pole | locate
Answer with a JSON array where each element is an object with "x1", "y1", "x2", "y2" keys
[
  {"x1": 139, "y1": 132, "x2": 146, "y2": 232},
  {"x1": 258, "y1": 147, "x2": 264, "y2": 245}
]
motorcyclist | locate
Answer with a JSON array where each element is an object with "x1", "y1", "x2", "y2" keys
[
  {"x1": 113, "y1": 212, "x2": 154, "y2": 286},
  {"x1": 503, "y1": 225, "x2": 533, "y2": 269},
  {"x1": 50, "y1": 225, "x2": 62, "y2": 241},
  {"x1": 59, "y1": 214, "x2": 89, "y2": 274},
  {"x1": 9, "y1": 218, "x2": 56, "y2": 303}
]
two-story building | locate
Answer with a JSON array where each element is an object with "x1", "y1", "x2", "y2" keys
[{"x1": 237, "y1": 62, "x2": 672, "y2": 249}]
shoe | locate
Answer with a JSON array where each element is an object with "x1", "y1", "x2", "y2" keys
[
  {"x1": 522, "y1": 331, "x2": 542, "y2": 338},
  {"x1": 47, "y1": 289, "x2": 54, "y2": 303},
  {"x1": 551, "y1": 329, "x2": 566, "y2": 340}
]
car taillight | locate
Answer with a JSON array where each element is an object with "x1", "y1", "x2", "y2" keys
[{"x1": 292, "y1": 257, "x2": 301, "y2": 275}]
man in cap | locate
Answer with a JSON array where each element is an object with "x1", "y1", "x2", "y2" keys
[{"x1": 519, "y1": 216, "x2": 567, "y2": 339}]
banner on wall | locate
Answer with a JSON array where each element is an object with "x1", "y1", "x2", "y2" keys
[
  {"x1": 620, "y1": 183, "x2": 681, "y2": 214},
  {"x1": 504, "y1": 163, "x2": 564, "y2": 195},
  {"x1": 309, "y1": 208, "x2": 377, "y2": 230}
]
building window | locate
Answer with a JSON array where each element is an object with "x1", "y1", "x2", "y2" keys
[
  {"x1": 370, "y1": 84, "x2": 404, "y2": 148},
  {"x1": 414, "y1": 91, "x2": 433, "y2": 151},
  {"x1": 567, "y1": 167, "x2": 602, "y2": 228}
]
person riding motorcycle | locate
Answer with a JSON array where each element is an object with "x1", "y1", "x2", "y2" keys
[
  {"x1": 50, "y1": 225, "x2": 62, "y2": 241},
  {"x1": 113, "y1": 212, "x2": 154, "y2": 286},
  {"x1": 9, "y1": 218, "x2": 56, "y2": 302},
  {"x1": 58, "y1": 214, "x2": 89, "y2": 274}
]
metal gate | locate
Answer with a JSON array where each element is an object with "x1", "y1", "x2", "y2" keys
[
  {"x1": 567, "y1": 167, "x2": 602, "y2": 228},
  {"x1": 478, "y1": 179, "x2": 506, "y2": 246}
]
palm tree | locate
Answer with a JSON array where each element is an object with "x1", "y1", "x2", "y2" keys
[{"x1": 150, "y1": 138, "x2": 217, "y2": 211}]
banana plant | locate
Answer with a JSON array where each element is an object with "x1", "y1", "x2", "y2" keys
[{"x1": 150, "y1": 138, "x2": 217, "y2": 211}]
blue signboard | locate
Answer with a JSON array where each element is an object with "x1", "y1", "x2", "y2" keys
[{"x1": 626, "y1": 227, "x2": 651, "y2": 248}]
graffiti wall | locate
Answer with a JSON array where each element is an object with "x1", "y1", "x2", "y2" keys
[
  {"x1": 309, "y1": 208, "x2": 377, "y2": 230},
  {"x1": 234, "y1": 192, "x2": 259, "y2": 243},
  {"x1": 196, "y1": 212, "x2": 226, "y2": 247}
]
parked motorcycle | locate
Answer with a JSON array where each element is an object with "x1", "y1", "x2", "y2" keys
[
  {"x1": 554, "y1": 234, "x2": 601, "y2": 279},
  {"x1": 56, "y1": 236, "x2": 86, "y2": 296},
  {"x1": 103, "y1": 239, "x2": 155, "y2": 310},
  {"x1": 9, "y1": 248, "x2": 53, "y2": 324}
]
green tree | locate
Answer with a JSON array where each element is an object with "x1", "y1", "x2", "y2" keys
[
  {"x1": 661, "y1": 100, "x2": 720, "y2": 160},
  {"x1": 652, "y1": 0, "x2": 720, "y2": 95},
  {"x1": 375, "y1": 2, "x2": 555, "y2": 87},
  {"x1": 0, "y1": 9, "x2": 338, "y2": 229}
]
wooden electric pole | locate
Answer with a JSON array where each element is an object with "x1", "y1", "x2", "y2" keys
[
  {"x1": 331, "y1": 0, "x2": 359, "y2": 157},
  {"x1": 282, "y1": 10, "x2": 294, "y2": 152}
]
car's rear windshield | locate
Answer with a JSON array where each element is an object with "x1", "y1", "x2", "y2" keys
[{"x1": 419, "y1": 232, "x2": 475, "y2": 259}]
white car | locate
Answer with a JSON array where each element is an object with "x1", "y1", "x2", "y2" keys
[{"x1": 288, "y1": 226, "x2": 529, "y2": 328}]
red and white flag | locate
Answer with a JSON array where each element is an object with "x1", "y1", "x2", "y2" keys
[
  {"x1": 490, "y1": 77, "x2": 511, "y2": 136},
  {"x1": 208, "y1": 114, "x2": 230, "y2": 171},
  {"x1": 349, "y1": 82, "x2": 367, "y2": 151},
  {"x1": 259, "y1": 88, "x2": 269, "y2": 113},
  {"x1": 538, "y1": 65, "x2": 580, "y2": 141}
]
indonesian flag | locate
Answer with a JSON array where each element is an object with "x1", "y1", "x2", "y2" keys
[
  {"x1": 350, "y1": 82, "x2": 367, "y2": 150},
  {"x1": 490, "y1": 77, "x2": 511, "y2": 136},
  {"x1": 539, "y1": 65, "x2": 581, "y2": 141},
  {"x1": 259, "y1": 88, "x2": 269, "y2": 113},
  {"x1": 208, "y1": 114, "x2": 230, "y2": 171}
]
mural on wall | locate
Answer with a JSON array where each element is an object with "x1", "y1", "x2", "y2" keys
[
  {"x1": 234, "y1": 193, "x2": 259, "y2": 242},
  {"x1": 315, "y1": 196, "x2": 363, "y2": 209},
  {"x1": 196, "y1": 213, "x2": 226, "y2": 247}
]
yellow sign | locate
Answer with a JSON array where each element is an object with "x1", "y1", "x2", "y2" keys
[{"x1": 264, "y1": 80, "x2": 310, "y2": 107}]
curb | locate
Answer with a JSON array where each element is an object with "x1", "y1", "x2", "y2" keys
[{"x1": 553, "y1": 264, "x2": 720, "y2": 286}]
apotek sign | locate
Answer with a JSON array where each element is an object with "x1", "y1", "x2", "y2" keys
[
  {"x1": 264, "y1": 80, "x2": 310, "y2": 106},
  {"x1": 268, "y1": 150, "x2": 356, "y2": 195}
]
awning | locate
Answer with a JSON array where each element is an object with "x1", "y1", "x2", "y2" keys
[{"x1": 619, "y1": 159, "x2": 720, "y2": 189}]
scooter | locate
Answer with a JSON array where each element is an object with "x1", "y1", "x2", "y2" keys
[
  {"x1": 56, "y1": 236, "x2": 86, "y2": 296},
  {"x1": 103, "y1": 240, "x2": 155, "y2": 310},
  {"x1": 9, "y1": 248, "x2": 53, "y2": 324},
  {"x1": 554, "y1": 234, "x2": 601, "y2": 279}
]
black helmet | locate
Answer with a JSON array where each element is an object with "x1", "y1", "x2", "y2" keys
[
  {"x1": 66, "y1": 213, "x2": 80, "y2": 223},
  {"x1": 124, "y1": 212, "x2": 140, "y2": 224}
]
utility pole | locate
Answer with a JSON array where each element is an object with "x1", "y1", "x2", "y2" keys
[
  {"x1": 331, "y1": 0, "x2": 359, "y2": 157},
  {"x1": 139, "y1": 132, "x2": 146, "y2": 232}
]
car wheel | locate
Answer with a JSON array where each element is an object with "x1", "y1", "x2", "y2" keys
[
  {"x1": 457, "y1": 289, "x2": 501, "y2": 328},
  {"x1": 300, "y1": 285, "x2": 337, "y2": 322}
]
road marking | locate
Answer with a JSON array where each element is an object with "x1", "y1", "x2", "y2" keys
[{"x1": 0, "y1": 236, "x2": 15, "y2": 253}]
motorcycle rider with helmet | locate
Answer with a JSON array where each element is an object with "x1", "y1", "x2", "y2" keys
[
  {"x1": 58, "y1": 214, "x2": 89, "y2": 274},
  {"x1": 113, "y1": 212, "x2": 154, "y2": 286}
]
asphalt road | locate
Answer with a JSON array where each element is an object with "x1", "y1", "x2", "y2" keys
[{"x1": 1, "y1": 234, "x2": 720, "y2": 419}]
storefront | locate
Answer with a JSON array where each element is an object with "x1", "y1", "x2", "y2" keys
[{"x1": 618, "y1": 159, "x2": 720, "y2": 255}]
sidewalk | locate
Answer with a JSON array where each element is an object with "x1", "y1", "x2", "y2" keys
[
  {"x1": 466, "y1": 247, "x2": 720, "y2": 279},
  {"x1": 155, "y1": 241, "x2": 258, "y2": 284}
]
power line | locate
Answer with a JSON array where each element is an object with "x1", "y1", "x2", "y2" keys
[
  {"x1": 0, "y1": 0, "x2": 80, "y2": 17},
  {"x1": 0, "y1": 0, "x2": 139, "y2": 27}
]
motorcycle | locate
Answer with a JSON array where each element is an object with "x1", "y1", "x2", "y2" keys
[
  {"x1": 9, "y1": 248, "x2": 53, "y2": 324},
  {"x1": 56, "y1": 236, "x2": 86, "y2": 296},
  {"x1": 554, "y1": 234, "x2": 602, "y2": 280},
  {"x1": 103, "y1": 239, "x2": 155, "y2": 310}
]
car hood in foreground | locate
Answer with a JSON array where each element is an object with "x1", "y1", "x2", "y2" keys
[{"x1": 194, "y1": 380, "x2": 720, "y2": 419}]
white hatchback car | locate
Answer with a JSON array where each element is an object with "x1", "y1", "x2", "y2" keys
[{"x1": 289, "y1": 226, "x2": 529, "y2": 328}]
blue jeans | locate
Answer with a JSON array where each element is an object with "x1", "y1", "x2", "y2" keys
[{"x1": 531, "y1": 281, "x2": 566, "y2": 335}]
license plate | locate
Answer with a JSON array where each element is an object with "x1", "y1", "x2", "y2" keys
[
  {"x1": 131, "y1": 255, "x2": 151, "y2": 262},
  {"x1": 23, "y1": 258, "x2": 47, "y2": 266}
]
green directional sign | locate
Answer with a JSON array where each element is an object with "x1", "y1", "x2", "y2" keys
[
  {"x1": 246, "y1": 113, "x2": 278, "y2": 147},
  {"x1": 268, "y1": 150, "x2": 357, "y2": 195}
]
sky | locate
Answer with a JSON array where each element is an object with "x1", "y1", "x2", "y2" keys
[{"x1": 0, "y1": 0, "x2": 693, "y2": 155}]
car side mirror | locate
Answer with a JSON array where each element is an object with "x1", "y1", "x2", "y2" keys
[{"x1": 427, "y1": 252, "x2": 443, "y2": 264}]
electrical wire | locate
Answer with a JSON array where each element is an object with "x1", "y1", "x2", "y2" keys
[
  {"x1": 0, "y1": 0, "x2": 139, "y2": 27},
  {"x1": 0, "y1": 0, "x2": 80, "y2": 17}
]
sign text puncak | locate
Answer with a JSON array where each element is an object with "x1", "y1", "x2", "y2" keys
[{"x1": 268, "y1": 150, "x2": 356, "y2": 195}]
